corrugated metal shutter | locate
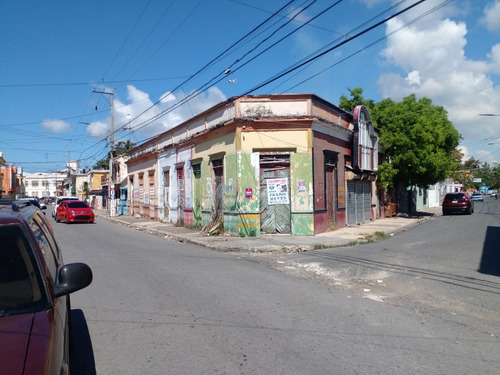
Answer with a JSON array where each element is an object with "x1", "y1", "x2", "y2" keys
[
  {"x1": 346, "y1": 181, "x2": 357, "y2": 226},
  {"x1": 363, "y1": 181, "x2": 372, "y2": 222},
  {"x1": 346, "y1": 180, "x2": 372, "y2": 226}
]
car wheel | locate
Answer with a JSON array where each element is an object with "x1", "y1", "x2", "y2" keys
[{"x1": 56, "y1": 216, "x2": 60, "y2": 223}]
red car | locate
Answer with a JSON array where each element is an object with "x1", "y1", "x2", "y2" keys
[
  {"x1": 56, "y1": 200, "x2": 95, "y2": 223},
  {"x1": 0, "y1": 199, "x2": 92, "y2": 375},
  {"x1": 442, "y1": 192, "x2": 474, "y2": 215}
]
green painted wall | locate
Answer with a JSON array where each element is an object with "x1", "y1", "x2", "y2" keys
[
  {"x1": 192, "y1": 139, "x2": 315, "y2": 236},
  {"x1": 224, "y1": 152, "x2": 261, "y2": 236},
  {"x1": 290, "y1": 151, "x2": 314, "y2": 235},
  {"x1": 192, "y1": 167, "x2": 202, "y2": 228}
]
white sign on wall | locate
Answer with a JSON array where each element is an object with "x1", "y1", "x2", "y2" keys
[{"x1": 267, "y1": 177, "x2": 289, "y2": 205}]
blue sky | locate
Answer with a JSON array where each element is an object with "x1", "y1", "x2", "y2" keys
[{"x1": 1, "y1": 0, "x2": 499, "y2": 174}]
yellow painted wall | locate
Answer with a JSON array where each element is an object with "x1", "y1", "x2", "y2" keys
[
  {"x1": 193, "y1": 131, "x2": 236, "y2": 158},
  {"x1": 91, "y1": 172, "x2": 107, "y2": 189},
  {"x1": 239, "y1": 130, "x2": 310, "y2": 152}
]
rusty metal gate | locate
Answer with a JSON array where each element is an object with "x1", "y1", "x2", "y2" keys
[
  {"x1": 260, "y1": 154, "x2": 291, "y2": 234},
  {"x1": 346, "y1": 180, "x2": 372, "y2": 226}
]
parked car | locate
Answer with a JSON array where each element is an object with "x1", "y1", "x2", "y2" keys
[
  {"x1": 56, "y1": 200, "x2": 95, "y2": 224},
  {"x1": 442, "y1": 192, "x2": 474, "y2": 215},
  {"x1": 51, "y1": 196, "x2": 78, "y2": 218},
  {"x1": 17, "y1": 197, "x2": 47, "y2": 212},
  {"x1": 0, "y1": 199, "x2": 92, "y2": 375},
  {"x1": 470, "y1": 193, "x2": 484, "y2": 201}
]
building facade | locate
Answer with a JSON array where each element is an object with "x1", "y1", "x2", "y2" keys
[
  {"x1": 1, "y1": 164, "x2": 20, "y2": 198},
  {"x1": 23, "y1": 171, "x2": 62, "y2": 198},
  {"x1": 125, "y1": 94, "x2": 379, "y2": 236}
]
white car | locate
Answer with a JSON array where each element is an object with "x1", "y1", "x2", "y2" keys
[
  {"x1": 470, "y1": 193, "x2": 484, "y2": 202},
  {"x1": 52, "y1": 196, "x2": 78, "y2": 218}
]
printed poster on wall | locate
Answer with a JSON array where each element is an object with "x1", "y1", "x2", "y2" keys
[{"x1": 267, "y1": 177, "x2": 289, "y2": 205}]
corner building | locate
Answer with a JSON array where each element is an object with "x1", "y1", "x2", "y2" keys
[{"x1": 126, "y1": 94, "x2": 379, "y2": 236}]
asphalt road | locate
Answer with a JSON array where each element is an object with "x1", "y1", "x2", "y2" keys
[
  {"x1": 246, "y1": 196, "x2": 500, "y2": 336},
  {"x1": 49, "y1": 201, "x2": 500, "y2": 375}
]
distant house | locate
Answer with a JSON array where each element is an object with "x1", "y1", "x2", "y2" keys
[
  {"x1": 126, "y1": 94, "x2": 379, "y2": 235},
  {"x1": 88, "y1": 170, "x2": 108, "y2": 210}
]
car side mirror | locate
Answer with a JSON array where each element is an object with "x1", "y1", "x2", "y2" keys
[{"x1": 54, "y1": 262, "x2": 93, "y2": 298}]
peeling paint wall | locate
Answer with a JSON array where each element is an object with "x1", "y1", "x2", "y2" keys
[
  {"x1": 228, "y1": 151, "x2": 261, "y2": 236},
  {"x1": 290, "y1": 151, "x2": 314, "y2": 235},
  {"x1": 124, "y1": 95, "x2": 371, "y2": 235},
  {"x1": 158, "y1": 149, "x2": 176, "y2": 222}
]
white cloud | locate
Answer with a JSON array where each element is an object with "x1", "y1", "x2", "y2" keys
[
  {"x1": 377, "y1": 1, "x2": 500, "y2": 164},
  {"x1": 86, "y1": 85, "x2": 227, "y2": 140},
  {"x1": 356, "y1": 0, "x2": 386, "y2": 9},
  {"x1": 488, "y1": 44, "x2": 500, "y2": 73},
  {"x1": 86, "y1": 120, "x2": 109, "y2": 139},
  {"x1": 457, "y1": 145, "x2": 469, "y2": 160},
  {"x1": 482, "y1": 0, "x2": 500, "y2": 31},
  {"x1": 41, "y1": 119, "x2": 70, "y2": 133},
  {"x1": 406, "y1": 70, "x2": 421, "y2": 85},
  {"x1": 474, "y1": 149, "x2": 500, "y2": 165}
]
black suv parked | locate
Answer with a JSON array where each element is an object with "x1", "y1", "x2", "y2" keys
[{"x1": 0, "y1": 199, "x2": 92, "y2": 374}]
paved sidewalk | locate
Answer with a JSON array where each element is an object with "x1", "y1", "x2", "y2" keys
[{"x1": 94, "y1": 207, "x2": 442, "y2": 252}]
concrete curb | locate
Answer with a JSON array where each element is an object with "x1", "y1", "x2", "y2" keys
[{"x1": 95, "y1": 209, "x2": 441, "y2": 252}]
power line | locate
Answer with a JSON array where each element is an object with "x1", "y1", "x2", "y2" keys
[
  {"x1": 101, "y1": 0, "x2": 153, "y2": 79},
  {"x1": 121, "y1": 0, "x2": 297, "y2": 131},
  {"x1": 0, "y1": 75, "x2": 188, "y2": 89},
  {"x1": 126, "y1": 0, "x2": 426, "y2": 140},
  {"x1": 279, "y1": 0, "x2": 454, "y2": 93},
  {"x1": 240, "y1": 0, "x2": 429, "y2": 96},
  {"x1": 4, "y1": 0, "x2": 458, "y2": 172},
  {"x1": 127, "y1": 0, "x2": 337, "y2": 134},
  {"x1": 109, "y1": 0, "x2": 177, "y2": 81}
]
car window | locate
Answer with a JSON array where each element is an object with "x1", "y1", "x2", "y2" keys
[
  {"x1": 0, "y1": 226, "x2": 45, "y2": 313},
  {"x1": 445, "y1": 193, "x2": 464, "y2": 200},
  {"x1": 56, "y1": 197, "x2": 78, "y2": 205},
  {"x1": 67, "y1": 201, "x2": 88, "y2": 208},
  {"x1": 34, "y1": 212, "x2": 62, "y2": 262},
  {"x1": 29, "y1": 218, "x2": 60, "y2": 282}
]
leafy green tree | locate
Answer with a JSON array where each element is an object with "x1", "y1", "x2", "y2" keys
[
  {"x1": 339, "y1": 88, "x2": 462, "y2": 191},
  {"x1": 469, "y1": 160, "x2": 499, "y2": 190},
  {"x1": 373, "y1": 94, "x2": 462, "y2": 189},
  {"x1": 93, "y1": 157, "x2": 109, "y2": 170},
  {"x1": 115, "y1": 140, "x2": 135, "y2": 156},
  {"x1": 339, "y1": 87, "x2": 375, "y2": 112},
  {"x1": 92, "y1": 140, "x2": 136, "y2": 170},
  {"x1": 492, "y1": 164, "x2": 500, "y2": 190}
]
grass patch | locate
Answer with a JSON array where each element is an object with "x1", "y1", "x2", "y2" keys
[{"x1": 313, "y1": 244, "x2": 329, "y2": 249}]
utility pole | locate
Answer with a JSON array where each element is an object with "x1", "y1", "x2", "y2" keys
[
  {"x1": 93, "y1": 89, "x2": 115, "y2": 216},
  {"x1": 67, "y1": 149, "x2": 71, "y2": 195}
]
